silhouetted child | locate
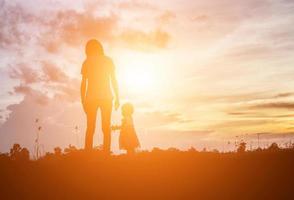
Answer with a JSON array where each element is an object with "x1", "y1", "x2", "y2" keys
[{"x1": 112, "y1": 103, "x2": 140, "y2": 154}]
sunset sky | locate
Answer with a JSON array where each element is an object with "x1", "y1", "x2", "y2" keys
[{"x1": 1, "y1": 0, "x2": 294, "y2": 153}]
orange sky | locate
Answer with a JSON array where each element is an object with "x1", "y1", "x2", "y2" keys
[{"x1": 1, "y1": 0, "x2": 294, "y2": 153}]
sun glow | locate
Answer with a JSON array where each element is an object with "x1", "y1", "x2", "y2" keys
[
  {"x1": 122, "y1": 66, "x2": 155, "y2": 92},
  {"x1": 118, "y1": 53, "x2": 165, "y2": 95}
]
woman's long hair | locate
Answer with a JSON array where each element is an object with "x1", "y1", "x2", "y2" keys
[{"x1": 85, "y1": 39, "x2": 104, "y2": 57}]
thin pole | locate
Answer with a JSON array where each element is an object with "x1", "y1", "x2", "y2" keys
[{"x1": 257, "y1": 133, "x2": 260, "y2": 149}]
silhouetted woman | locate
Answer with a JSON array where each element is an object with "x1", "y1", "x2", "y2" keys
[{"x1": 80, "y1": 39, "x2": 119, "y2": 153}]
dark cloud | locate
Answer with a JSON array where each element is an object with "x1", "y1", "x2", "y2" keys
[
  {"x1": 227, "y1": 111, "x2": 294, "y2": 119},
  {"x1": 183, "y1": 92, "x2": 270, "y2": 104},
  {"x1": 8, "y1": 60, "x2": 74, "y2": 91},
  {"x1": 149, "y1": 129, "x2": 214, "y2": 137},
  {"x1": 274, "y1": 93, "x2": 294, "y2": 98},
  {"x1": 9, "y1": 64, "x2": 41, "y2": 84},
  {"x1": 41, "y1": 61, "x2": 68, "y2": 83},
  {"x1": 183, "y1": 91, "x2": 294, "y2": 107},
  {"x1": 212, "y1": 119, "x2": 275, "y2": 129},
  {"x1": 8, "y1": 61, "x2": 79, "y2": 102},
  {"x1": 252, "y1": 102, "x2": 294, "y2": 110},
  {"x1": 13, "y1": 84, "x2": 32, "y2": 95},
  {"x1": 227, "y1": 112, "x2": 258, "y2": 116}
]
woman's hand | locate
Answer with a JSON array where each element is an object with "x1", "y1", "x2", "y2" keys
[{"x1": 111, "y1": 125, "x2": 121, "y2": 131}]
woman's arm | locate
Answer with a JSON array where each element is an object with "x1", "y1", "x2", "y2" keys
[
  {"x1": 110, "y1": 61, "x2": 120, "y2": 110},
  {"x1": 80, "y1": 76, "x2": 87, "y2": 112}
]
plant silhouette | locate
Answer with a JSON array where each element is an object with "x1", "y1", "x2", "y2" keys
[{"x1": 0, "y1": 143, "x2": 294, "y2": 199}]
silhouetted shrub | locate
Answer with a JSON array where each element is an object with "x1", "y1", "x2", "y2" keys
[
  {"x1": 19, "y1": 148, "x2": 30, "y2": 161},
  {"x1": 152, "y1": 147, "x2": 163, "y2": 153},
  {"x1": 10, "y1": 143, "x2": 21, "y2": 160},
  {"x1": 64, "y1": 144, "x2": 77, "y2": 154},
  {"x1": 237, "y1": 141, "x2": 246, "y2": 153},
  {"x1": 9, "y1": 143, "x2": 29, "y2": 161},
  {"x1": 167, "y1": 147, "x2": 180, "y2": 152},
  {"x1": 267, "y1": 142, "x2": 280, "y2": 151},
  {"x1": 212, "y1": 149, "x2": 219, "y2": 153},
  {"x1": 0, "y1": 152, "x2": 9, "y2": 162},
  {"x1": 188, "y1": 147, "x2": 198, "y2": 152},
  {"x1": 54, "y1": 147, "x2": 62, "y2": 156}
]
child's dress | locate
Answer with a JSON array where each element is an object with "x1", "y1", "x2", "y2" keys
[{"x1": 119, "y1": 116, "x2": 140, "y2": 150}]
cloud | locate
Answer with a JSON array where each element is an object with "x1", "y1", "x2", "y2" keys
[
  {"x1": 0, "y1": 88, "x2": 84, "y2": 152},
  {"x1": 119, "y1": 29, "x2": 170, "y2": 51},
  {"x1": 139, "y1": 111, "x2": 180, "y2": 127},
  {"x1": 0, "y1": 1, "x2": 117, "y2": 51},
  {"x1": 39, "y1": 61, "x2": 80, "y2": 102},
  {"x1": 52, "y1": 78, "x2": 80, "y2": 102},
  {"x1": 13, "y1": 84, "x2": 32, "y2": 95},
  {"x1": 43, "y1": 9, "x2": 118, "y2": 50},
  {"x1": 252, "y1": 102, "x2": 294, "y2": 110},
  {"x1": 117, "y1": 0, "x2": 156, "y2": 11},
  {"x1": 274, "y1": 93, "x2": 294, "y2": 98},
  {"x1": 213, "y1": 119, "x2": 273, "y2": 129},
  {"x1": 227, "y1": 111, "x2": 294, "y2": 119},
  {"x1": 181, "y1": 92, "x2": 271, "y2": 104},
  {"x1": 136, "y1": 111, "x2": 186, "y2": 128},
  {"x1": 223, "y1": 44, "x2": 273, "y2": 61},
  {"x1": 191, "y1": 15, "x2": 209, "y2": 22},
  {"x1": 157, "y1": 10, "x2": 176, "y2": 25},
  {"x1": 41, "y1": 61, "x2": 68, "y2": 83},
  {"x1": 147, "y1": 129, "x2": 214, "y2": 139},
  {"x1": 182, "y1": 91, "x2": 294, "y2": 110},
  {"x1": 1, "y1": 0, "x2": 172, "y2": 55},
  {"x1": 8, "y1": 63, "x2": 41, "y2": 84},
  {"x1": 0, "y1": 1, "x2": 35, "y2": 49},
  {"x1": 8, "y1": 61, "x2": 79, "y2": 102}
]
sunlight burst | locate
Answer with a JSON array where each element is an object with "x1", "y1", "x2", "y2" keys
[{"x1": 118, "y1": 54, "x2": 164, "y2": 95}]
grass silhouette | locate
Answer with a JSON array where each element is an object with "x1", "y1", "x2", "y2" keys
[{"x1": 0, "y1": 144, "x2": 293, "y2": 200}]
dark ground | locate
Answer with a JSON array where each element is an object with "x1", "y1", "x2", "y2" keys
[{"x1": 0, "y1": 147, "x2": 293, "y2": 200}]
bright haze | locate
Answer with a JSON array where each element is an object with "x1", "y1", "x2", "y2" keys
[{"x1": 1, "y1": 0, "x2": 294, "y2": 153}]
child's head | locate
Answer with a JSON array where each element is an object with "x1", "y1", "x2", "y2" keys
[
  {"x1": 121, "y1": 103, "x2": 134, "y2": 117},
  {"x1": 85, "y1": 39, "x2": 104, "y2": 57}
]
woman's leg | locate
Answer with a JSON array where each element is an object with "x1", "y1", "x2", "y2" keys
[
  {"x1": 85, "y1": 102, "x2": 98, "y2": 150},
  {"x1": 127, "y1": 148, "x2": 135, "y2": 155},
  {"x1": 100, "y1": 101, "x2": 112, "y2": 153}
]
